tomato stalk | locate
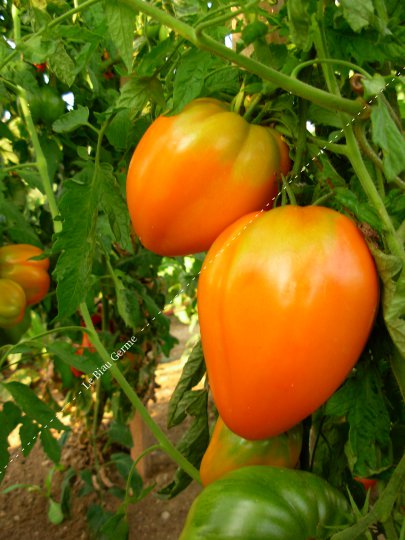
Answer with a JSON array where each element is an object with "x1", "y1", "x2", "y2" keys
[
  {"x1": 79, "y1": 302, "x2": 201, "y2": 484},
  {"x1": 17, "y1": 87, "x2": 62, "y2": 234},
  {"x1": 120, "y1": 0, "x2": 364, "y2": 116}
]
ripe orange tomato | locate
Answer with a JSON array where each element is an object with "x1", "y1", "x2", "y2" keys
[
  {"x1": 0, "y1": 244, "x2": 50, "y2": 306},
  {"x1": 126, "y1": 98, "x2": 290, "y2": 256},
  {"x1": 197, "y1": 206, "x2": 379, "y2": 439}
]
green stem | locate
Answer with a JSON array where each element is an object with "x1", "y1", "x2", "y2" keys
[
  {"x1": 123, "y1": 443, "x2": 160, "y2": 508},
  {"x1": 0, "y1": 326, "x2": 87, "y2": 368},
  {"x1": 331, "y1": 454, "x2": 405, "y2": 540},
  {"x1": 291, "y1": 58, "x2": 371, "y2": 79},
  {"x1": 79, "y1": 303, "x2": 201, "y2": 484},
  {"x1": 309, "y1": 136, "x2": 349, "y2": 156},
  {"x1": 11, "y1": 4, "x2": 21, "y2": 45},
  {"x1": 383, "y1": 517, "x2": 399, "y2": 540},
  {"x1": 282, "y1": 175, "x2": 296, "y2": 205},
  {"x1": 291, "y1": 99, "x2": 310, "y2": 179},
  {"x1": 119, "y1": 0, "x2": 363, "y2": 116},
  {"x1": 243, "y1": 93, "x2": 263, "y2": 122},
  {"x1": 92, "y1": 379, "x2": 102, "y2": 472},
  {"x1": 3, "y1": 163, "x2": 38, "y2": 172},
  {"x1": 17, "y1": 87, "x2": 61, "y2": 233}
]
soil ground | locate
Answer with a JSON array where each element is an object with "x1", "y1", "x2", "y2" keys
[{"x1": 0, "y1": 319, "x2": 201, "y2": 540}]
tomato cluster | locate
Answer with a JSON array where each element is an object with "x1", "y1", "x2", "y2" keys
[
  {"x1": 126, "y1": 99, "x2": 379, "y2": 537},
  {"x1": 0, "y1": 244, "x2": 50, "y2": 329}
]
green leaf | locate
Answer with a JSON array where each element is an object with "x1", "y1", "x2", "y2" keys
[
  {"x1": 107, "y1": 421, "x2": 133, "y2": 448},
  {"x1": 105, "y1": 0, "x2": 136, "y2": 72},
  {"x1": 48, "y1": 341, "x2": 106, "y2": 376},
  {"x1": 242, "y1": 21, "x2": 268, "y2": 45},
  {"x1": 53, "y1": 164, "x2": 99, "y2": 318},
  {"x1": 117, "y1": 76, "x2": 164, "y2": 112},
  {"x1": 172, "y1": 49, "x2": 212, "y2": 114},
  {"x1": 340, "y1": 0, "x2": 374, "y2": 32},
  {"x1": 371, "y1": 249, "x2": 405, "y2": 398},
  {"x1": 334, "y1": 187, "x2": 382, "y2": 232},
  {"x1": 287, "y1": 0, "x2": 316, "y2": 51},
  {"x1": 328, "y1": 364, "x2": 392, "y2": 477},
  {"x1": 3, "y1": 382, "x2": 66, "y2": 430},
  {"x1": 0, "y1": 191, "x2": 40, "y2": 245},
  {"x1": 168, "y1": 340, "x2": 205, "y2": 428},
  {"x1": 0, "y1": 439, "x2": 8, "y2": 484},
  {"x1": 159, "y1": 402, "x2": 209, "y2": 498},
  {"x1": 41, "y1": 429, "x2": 62, "y2": 464},
  {"x1": 371, "y1": 101, "x2": 405, "y2": 180},
  {"x1": 60, "y1": 468, "x2": 76, "y2": 517},
  {"x1": 19, "y1": 416, "x2": 40, "y2": 457},
  {"x1": 98, "y1": 163, "x2": 132, "y2": 251},
  {"x1": 137, "y1": 39, "x2": 174, "y2": 78},
  {"x1": 99, "y1": 511, "x2": 129, "y2": 540},
  {"x1": 52, "y1": 106, "x2": 89, "y2": 133},
  {"x1": 48, "y1": 42, "x2": 76, "y2": 86},
  {"x1": 111, "y1": 452, "x2": 142, "y2": 498},
  {"x1": 48, "y1": 498, "x2": 64, "y2": 525},
  {"x1": 105, "y1": 109, "x2": 132, "y2": 150},
  {"x1": 114, "y1": 274, "x2": 142, "y2": 329}
]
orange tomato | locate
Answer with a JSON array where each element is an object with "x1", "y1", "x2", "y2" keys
[
  {"x1": 197, "y1": 206, "x2": 379, "y2": 439},
  {"x1": 126, "y1": 98, "x2": 290, "y2": 256},
  {"x1": 0, "y1": 244, "x2": 50, "y2": 306}
]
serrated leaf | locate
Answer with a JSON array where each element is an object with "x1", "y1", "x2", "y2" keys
[
  {"x1": 159, "y1": 405, "x2": 209, "y2": 498},
  {"x1": 111, "y1": 453, "x2": 142, "y2": 497},
  {"x1": 105, "y1": 110, "x2": 132, "y2": 150},
  {"x1": 172, "y1": 49, "x2": 212, "y2": 114},
  {"x1": 105, "y1": 0, "x2": 136, "y2": 72},
  {"x1": 114, "y1": 276, "x2": 142, "y2": 329},
  {"x1": 287, "y1": 0, "x2": 316, "y2": 51},
  {"x1": 48, "y1": 42, "x2": 76, "y2": 86},
  {"x1": 371, "y1": 101, "x2": 405, "y2": 180},
  {"x1": 168, "y1": 340, "x2": 205, "y2": 428},
  {"x1": 117, "y1": 76, "x2": 164, "y2": 112},
  {"x1": 0, "y1": 191, "x2": 40, "y2": 245},
  {"x1": 137, "y1": 39, "x2": 174, "y2": 78},
  {"x1": 19, "y1": 416, "x2": 40, "y2": 457},
  {"x1": 98, "y1": 163, "x2": 131, "y2": 250},
  {"x1": 53, "y1": 164, "x2": 99, "y2": 318},
  {"x1": 41, "y1": 429, "x2": 62, "y2": 464},
  {"x1": 340, "y1": 0, "x2": 374, "y2": 32},
  {"x1": 52, "y1": 106, "x2": 89, "y2": 133},
  {"x1": 107, "y1": 421, "x2": 133, "y2": 448},
  {"x1": 99, "y1": 511, "x2": 129, "y2": 540},
  {"x1": 48, "y1": 341, "x2": 105, "y2": 376},
  {"x1": 0, "y1": 439, "x2": 9, "y2": 484},
  {"x1": 242, "y1": 21, "x2": 268, "y2": 45},
  {"x1": 2, "y1": 382, "x2": 66, "y2": 430}
]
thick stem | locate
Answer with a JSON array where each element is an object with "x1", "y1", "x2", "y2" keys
[
  {"x1": 119, "y1": 0, "x2": 363, "y2": 116},
  {"x1": 79, "y1": 303, "x2": 201, "y2": 484},
  {"x1": 18, "y1": 87, "x2": 62, "y2": 233}
]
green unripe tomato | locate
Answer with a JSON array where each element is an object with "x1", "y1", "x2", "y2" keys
[{"x1": 28, "y1": 87, "x2": 65, "y2": 125}]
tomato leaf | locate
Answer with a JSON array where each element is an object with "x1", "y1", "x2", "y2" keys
[
  {"x1": 19, "y1": 416, "x2": 40, "y2": 457},
  {"x1": 326, "y1": 363, "x2": 392, "y2": 477},
  {"x1": 371, "y1": 101, "x2": 405, "y2": 180},
  {"x1": 41, "y1": 428, "x2": 62, "y2": 464},
  {"x1": 172, "y1": 49, "x2": 212, "y2": 114},
  {"x1": 53, "y1": 164, "x2": 99, "y2": 318},
  {"x1": 159, "y1": 401, "x2": 209, "y2": 499},
  {"x1": 105, "y1": 0, "x2": 136, "y2": 73},
  {"x1": 48, "y1": 42, "x2": 76, "y2": 87},
  {"x1": 52, "y1": 106, "x2": 89, "y2": 133},
  {"x1": 339, "y1": 0, "x2": 374, "y2": 32},
  {"x1": 167, "y1": 340, "x2": 205, "y2": 428},
  {"x1": 2, "y1": 381, "x2": 66, "y2": 431}
]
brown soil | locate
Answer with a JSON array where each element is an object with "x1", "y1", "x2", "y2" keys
[{"x1": 0, "y1": 319, "x2": 201, "y2": 540}]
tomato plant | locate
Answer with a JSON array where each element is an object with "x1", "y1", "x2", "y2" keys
[
  {"x1": 126, "y1": 98, "x2": 290, "y2": 256},
  {"x1": 0, "y1": 0, "x2": 404, "y2": 538},
  {"x1": 200, "y1": 417, "x2": 302, "y2": 486}
]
